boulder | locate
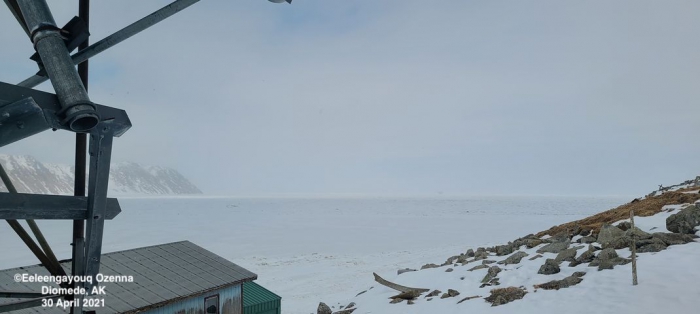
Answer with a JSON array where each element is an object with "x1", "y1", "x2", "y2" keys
[
  {"x1": 497, "y1": 251, "x2": 529, "y2": 265},
  {"x1": 440, "y1": 289, "x2": 460, "y2": 299},
  {"x1": 468, "y1": 264, "x2": 489, "y2": 271},
  {"x1": 318, "y1": 302, "x2": 332, "y2": 314},
  {"x1": 576, "y1": 236, "x2": 596, "y2": 244},
  {"x1": 525, "y1": 239, "x2": 543, "y2": 249},
  {"x1": 495, "y1": 244, "x2": 515, "y2": 256},
  {"x1": 390, "y1": 290, "x2": 422, "y2": 300},
  {"x1": 554, "y1": 248, "x2": 578, "y2": 264},
  {"x1": 616, "y1": 221, "x2": 631, "y2": 231},
  {"x1": 445, "y1": 268, "x2": 454, "y2": 272},
  {"x1": 484, "y1": 287, "x2": 527, "y2": 307},
  {"x1": 597, "y1": 248, "x2": 618, "y2": 260},
  {"x1": 651, "y1": 232, "x2": 696, "y2": 246},
  {"x1": 598, "y1": 257, "x2": 631, "y2": 270},
  {"x1": 535, "y1": 275, "x2": 583, "y2": 290},
  {"x1": 579, "y1": 227, "x2": 592, "y2": 236},
  {"x1": 481, "y1": 266, "x2": 502, "y2": 283},
  {"x1": 666, "y1": 204, "x2": 700, "y2": 234},
  {"x1": 537, "y1": 259, "x2": 560, "y2": 275},
  {"x1": 482, "y1": 260, "x2": 496, "y2": 265},
  {"x1": 597, "y1": 224, "x2": 626, "y2": 248},
  {"x1": 425, "y1": 290, "x2": 441, "y2": 298},
  {"x1": 466, "y1": 249, "x2": 475, "y2": 257},
  {"x1": 636, "y1": 237, "x2": 667, "y2": 253},
  {"x1": 625, "y1": 227, "x2": 652, "y2": 240},
  {"x1": 420, "y1": 263, "x2": 440, "y2": 270},
  {"x1": 536, "y1": 242, "x2": 570, "y2": 254}
]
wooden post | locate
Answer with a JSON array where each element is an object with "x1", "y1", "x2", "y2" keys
[{"x1": 630, "y1": 209, "x2": 638, "y2": 285}]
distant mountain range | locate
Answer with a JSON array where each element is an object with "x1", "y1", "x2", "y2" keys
[{"x1": 0, "y1": 154, "x2": 202, "y2": 195}]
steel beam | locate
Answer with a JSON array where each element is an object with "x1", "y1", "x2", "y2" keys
[
  {"x1": 0, "y1": 81, "x2": 132, "y2": 147},
  {"x1": 15, "y1": 0, "x2": 99, "y2": 132},
  {"x1": 83, "y1": 128, "x2": 114, "y2": 291},
  {"x1": 0, "y1": 291, "x2": 45, "y2": 299},
  {"x1": 18, "y1": 0, "x2": 200, "y2": 89},
  {"x1": 0, "y1": 296, "x2": 61, "y2": 312},
  {"x1": 0, "y1": 193, "x2": 121, "y2": 220},
  {"x1": 71, "y1": 1, "x2": 90, "y2": 312}
]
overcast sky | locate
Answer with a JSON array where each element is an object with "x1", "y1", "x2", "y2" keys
[{"x1": 1, "y1": 0, "x2": 699, "y2": 197}]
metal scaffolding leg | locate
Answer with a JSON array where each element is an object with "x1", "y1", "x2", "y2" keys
[{"x1": 83, "y1": 128, "x2": 114, "y2": 292}]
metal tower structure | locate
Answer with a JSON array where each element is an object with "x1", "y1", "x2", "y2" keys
[{"x1": 0, "y1": 0, "x2": 290, "y2": 312}]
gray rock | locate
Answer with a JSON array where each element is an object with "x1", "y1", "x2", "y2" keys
[
  {"x1": 425, "y1": 290, "x2": 441, "y2": 298},
  {"x1": 345, "y1": 302, "x2": 356, "y2": 309},
  {"x1": 605, "y1": 235, "x2": 632, "y2": 250},
  {"x1": 616, "y1": 221, "x2": 632, "y2": 231},
  {"x1": 389, "y1": 298, "x2": 403, "y2": 304},
  {"x1": 536, "y1": 242, "x2": 570, "y2": 254},
  {"x1": 482, "y1": 259, "x2": 497, "y2": 265},
  {"x1": 652, "y1": 232, "x2": 696, "y2": 246},
  {"x1": 468, "y1": 264, "x2": 489, "y2": 271},
  {"x1": 666, "y1": 204, "x2": 700, "y2": 234},
  {"x1": 484, "y1": 287, "x2": 527, "y2": 307},
  {"x1": 636, "y1": 237, "x2": 667, "y2": 253},
  {"x1": 495, "y1": 244, "x2": 515, "y2": 256},
  {"x1": 445, "y1": 268, "x2": 454, "y2": 272},
  {"x1": 579, "y1": 227, "x2": 592, "y2": 236},
  {"x1": 497, "y1": 251, "x2": 529, "y2": 265},
  {"x1": 597, "y1": 224, "x2": 626, "y2": 248},
  {"x1": 598, "y1": 257, "x2": 631, "y2": 271},
  {"x1": 420, "y1": 263, "x2": 440, "y2": 270},
  {"x1": 577, "y1": 236, "x2": 596, "y2": 244},
  {"x1": 625, "y1": 227, "x2": 652, "y2": 240},
  {"x1": 318, "y1": 302, "x2": 332, "y2": 314},
  {"x1": 535, "y1": 275, "x2": 583, "y2": 290},
  {"x1": 554, "y1": 248, "x2": 578, "y2": 264},
  {"x1": 466, "y1": 249, "x2": 475, "y2": 257},
  {"x1": 572, "y1": 271, "x2": 587, "y2": 277},
  {"x1": 597, "y1": 248, "x2": 618, "y2": 260},
  {"x1": 481, "y1": 266, "x2": 502, "y2": 283},
  {"x1": 440, "y1": 289, "x2": 460, "y2": 299},
  {"x1": 525, "y1": 239, "x2": 543, "y2": 249},
  {"x1": 537, "y1": 259, "x2": 560, "y2": 275},
  {"x1": 390, "y1": 290, "x2": 422, "y2": 300}
]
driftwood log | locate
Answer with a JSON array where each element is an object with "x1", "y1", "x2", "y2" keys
[{"x1": 373, "y1": 272, "x2": 430, "y2": 293}]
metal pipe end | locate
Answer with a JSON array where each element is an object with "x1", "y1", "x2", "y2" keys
[
  {"x1": 68, "y1": 112, "x2": 100, "y2": 132},
  {"x1": 58, "y1": 103, "x2": 100, "y2": 132}
]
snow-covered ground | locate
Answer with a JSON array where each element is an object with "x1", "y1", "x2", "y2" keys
[
  {"x1": 0, "y1": 196, "x2": 630, "y2": 313},
  {"x1": 344, "y1": 203, "x2": 700, "y2": 314}
]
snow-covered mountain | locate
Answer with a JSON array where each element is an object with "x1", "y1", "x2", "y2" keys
[{"x1": 0, "y1": 155, "x2": 202, "y2": 195}]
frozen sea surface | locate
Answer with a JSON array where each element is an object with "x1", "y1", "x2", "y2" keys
[{"x1": 0, "y1": 195, "x2": 630, "y2": 313}]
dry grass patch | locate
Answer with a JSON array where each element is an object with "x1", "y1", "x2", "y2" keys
[{"x1": 536, "y1": 192, "x2": 700, "y2": 238}]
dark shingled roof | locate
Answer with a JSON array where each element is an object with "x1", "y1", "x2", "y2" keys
[{"x1": 0, "y1": 241, "x2": 257, "y2": 313}]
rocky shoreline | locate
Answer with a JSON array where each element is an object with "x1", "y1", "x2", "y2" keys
[{"x1": 315, "y1": 185, "x2": 700, "y2": 314}]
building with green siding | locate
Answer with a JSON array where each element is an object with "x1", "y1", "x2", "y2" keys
[{"x1": 243, "y1": 281, "x2": 282, "y2": 314}]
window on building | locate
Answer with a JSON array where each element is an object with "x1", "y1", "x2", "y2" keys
[{"x1": 204, "y1": 294, "x2": 219, "y2": 314}]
